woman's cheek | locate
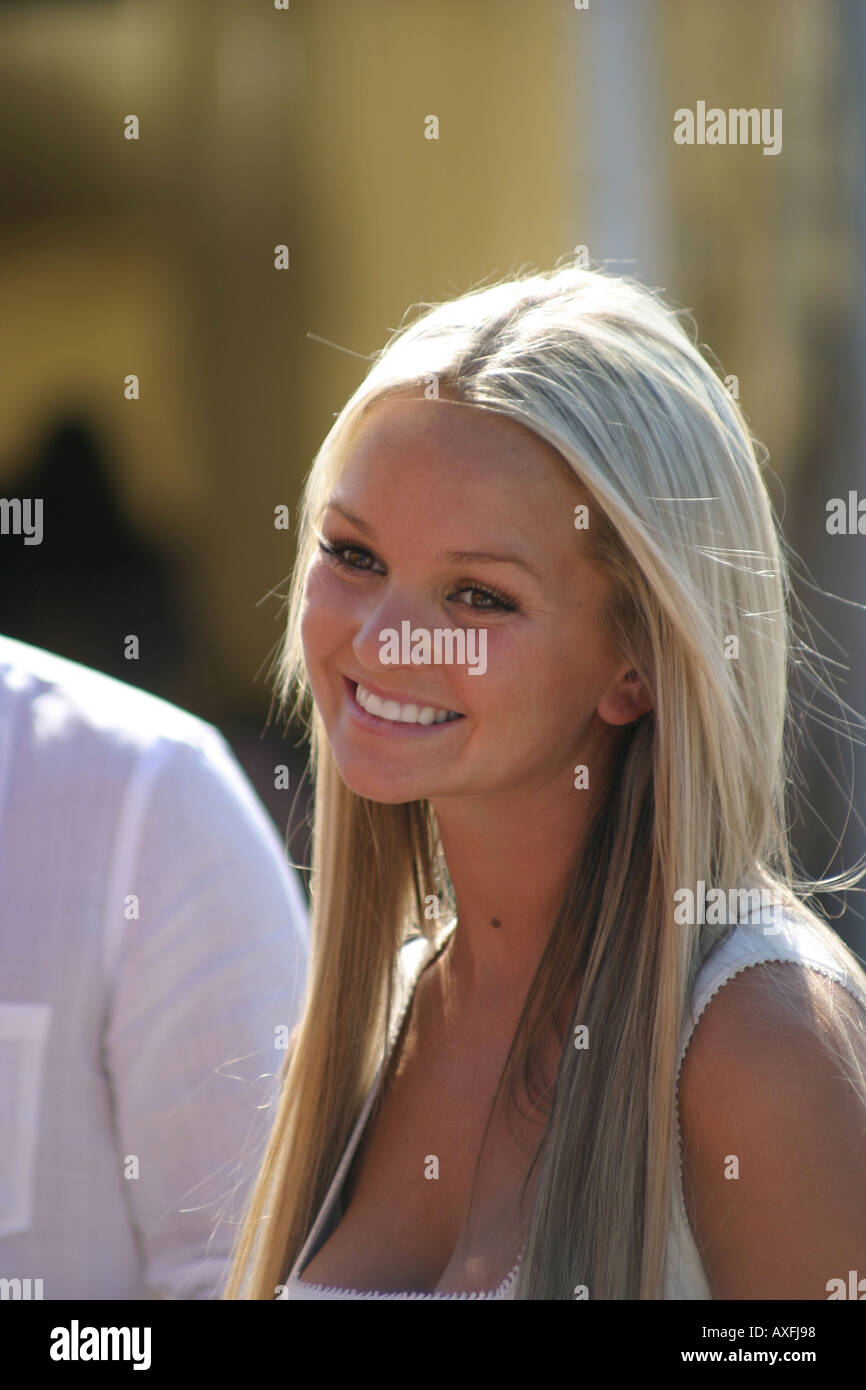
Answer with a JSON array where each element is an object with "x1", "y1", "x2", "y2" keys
[
  {"x1": 302, "y1": 572, "x2": 368, "y2": 699},
  {"x1": 299, "y1": 570, "x2": 335, "y2": 666},
  {"x1": 301, "y1": 562, "x2": 344, "y2": 632},
  {"x1": 447, "y1": 626, "x2": 508, "y2": 708}
]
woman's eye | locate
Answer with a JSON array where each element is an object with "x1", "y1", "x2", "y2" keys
[
  {"x1": 316, "y1": 536, "x2": 518, "y2": 611},
  {"x1": 316, "y1": 537, "x2": 379, "y2": 572},
  {"x1": 450, "y1": 584, "x2": 517, "y2": 612}
]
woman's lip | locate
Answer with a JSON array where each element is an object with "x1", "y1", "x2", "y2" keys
[
  {"x1": 344, "y1": 673, "x2": 462, "y2": 715},
  {"x1": 342, "y1": 675, "x2": 465, "y2": 734}
]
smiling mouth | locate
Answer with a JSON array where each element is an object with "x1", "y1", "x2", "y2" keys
[{"x1": 349, "y1": 680, "x2": 463, "y2": 726}]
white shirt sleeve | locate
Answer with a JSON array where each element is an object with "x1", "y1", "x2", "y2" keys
[{"x1": 101, "y1": 724, "x2": 309, "y2": 1299}]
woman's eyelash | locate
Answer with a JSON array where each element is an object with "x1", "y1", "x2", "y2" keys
[
  {"x1": 316, "y1": 535, "x2": 377, "y2": 571},
  {"x1": 451, "y1": 577, "x2": 519, "y2": 611},
  {"x1": 315, "y1": 535, "x2": 520, "y2": 611}
]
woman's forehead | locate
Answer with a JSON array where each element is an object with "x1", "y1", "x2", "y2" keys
[{"x1": 339, "y1": 395, "x2": 590, "y2": 503}]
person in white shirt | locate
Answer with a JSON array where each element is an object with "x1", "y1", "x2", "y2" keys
[{"x1": 0, "y1": 634, "x2": 309, "y2": 1299}]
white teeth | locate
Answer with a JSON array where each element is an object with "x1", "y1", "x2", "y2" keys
[{"x1": 354, "y1": 683, "x2": 460, "y2": 726}]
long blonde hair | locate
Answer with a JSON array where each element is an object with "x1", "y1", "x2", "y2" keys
[{"x1": 224, "y1": 262, "x2": 866, "y2": 1299}]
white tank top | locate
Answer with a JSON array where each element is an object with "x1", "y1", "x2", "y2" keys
[{"x1": 278, "y1": 907, "x2": 866, "y2": 1300}]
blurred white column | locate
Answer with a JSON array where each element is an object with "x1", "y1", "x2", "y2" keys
[{"x1": 566, "y1": 0, "x2": 670, "y2": 288}]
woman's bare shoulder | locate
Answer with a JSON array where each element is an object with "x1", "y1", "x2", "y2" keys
[{"x1": 678, "y1": 960, "x2": 866, "y2": 1299}]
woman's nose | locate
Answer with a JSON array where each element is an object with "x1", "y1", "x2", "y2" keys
[{"x1": 352, "y1": 587, "x2": 437, "y2": 673}]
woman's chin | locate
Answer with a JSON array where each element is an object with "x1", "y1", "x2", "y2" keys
[{"x1": 333, "y1": 754, "x2": 429, "y2": 805}]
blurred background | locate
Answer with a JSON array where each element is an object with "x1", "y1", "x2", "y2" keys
[{"x1": 0, "y1": 0, "x2": 865, "y2": 951}]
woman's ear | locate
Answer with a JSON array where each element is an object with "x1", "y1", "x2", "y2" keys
[{"x1": 597, "y1": 668, "x2": 653, "y2": 727}]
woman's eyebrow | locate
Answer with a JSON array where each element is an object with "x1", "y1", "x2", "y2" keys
[
  {"x1": 446, "y1": 548, "x2": 541, "y2": 580},
  {"x1": 325, "y1": 501, "x2": 373, "y2": 535},
  {"x1": 324, "y1": 501, "x2": 542, "y2": 580}
]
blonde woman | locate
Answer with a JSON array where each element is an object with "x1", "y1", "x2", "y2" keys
[{"x1": 226, "y1": 265, "x2": 866, "y2": 1300}]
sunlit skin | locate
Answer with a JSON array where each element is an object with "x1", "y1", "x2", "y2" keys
[{"x1": 300, "y1": 393, "x2": 651, "y2": 1009}]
